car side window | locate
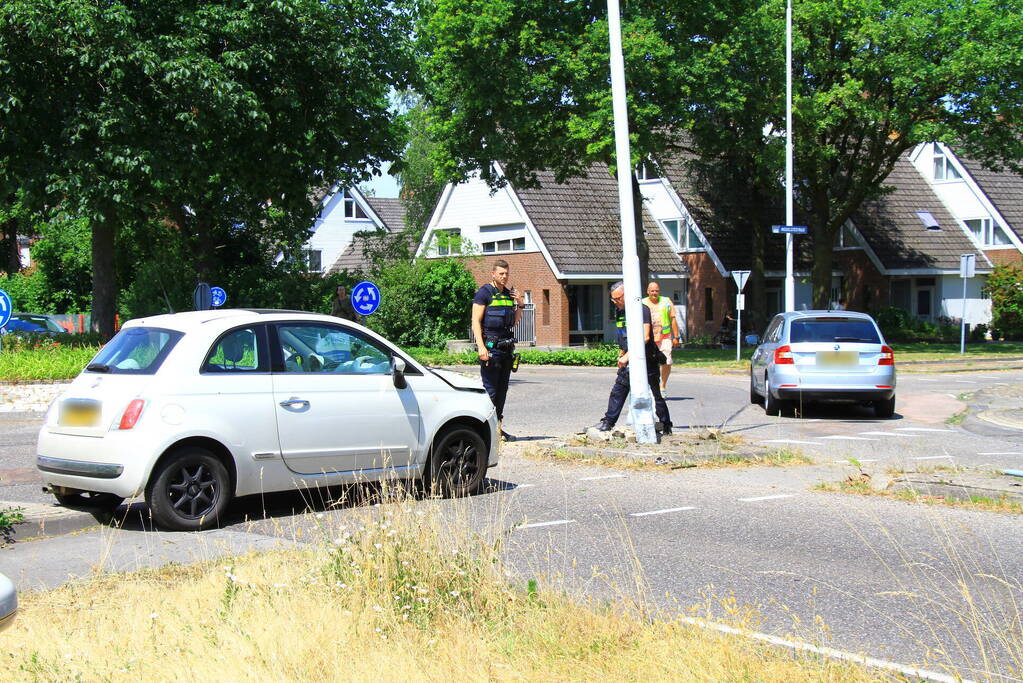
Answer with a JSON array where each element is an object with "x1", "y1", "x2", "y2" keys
[
  {"x1": 274, "y1": 323, "x2": 392, "y2": 375},
  {"x1": 203, "y1": 327, "x2": 267, "y2": 373},
  {"x1": 763, "y1": 317, "x2": 782, "y2": 343}
]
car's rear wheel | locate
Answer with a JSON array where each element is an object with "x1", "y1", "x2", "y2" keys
[
  {"x1": 146, "y1": 447, "x2": 231, "y2": 531},
  {"x1": 874, "y1": 394, "x2": 896, "y2": 418},
  {"x1": 52, "y1": 490, "x2": 124, "y2": 512},
  {"x1": 426, "y1": 426, "x2": 488, "y2": 497}
]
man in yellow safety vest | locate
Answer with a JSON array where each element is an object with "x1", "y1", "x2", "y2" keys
[{"x1": 642, "y1": 282, "x2": 681, "y2": 392}]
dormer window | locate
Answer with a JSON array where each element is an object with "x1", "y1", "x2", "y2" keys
[
  {"x1": 932, "y1": 145, "x2": 962, "y2": 181},
  {"x1": 965, "y1": 217, "x2": 1011, "y2": 246},
  {"x1": 635, "y1": 158, "x2": 660, "y2": 181},
  {"x1": 662, "y1": 217, "x2": 703, "y2": 251},
  {"x1": 344, "y1": 192, "x2": 369, "y2": 219}
]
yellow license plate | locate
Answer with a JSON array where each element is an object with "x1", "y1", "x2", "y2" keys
[
  {"x1": 817, "y1": 351, "x2": 858, "y2": 366},
  {"x1": 59, "y1": 400, "x2": 100, "y2": 427}
]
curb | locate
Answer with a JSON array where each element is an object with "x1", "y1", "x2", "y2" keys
[
  {"x1": 2, "y1": 500, "x2": 104, "y2": 542},
  {"x1": 976, "y1": 410, "x2": 1023, "y2": 432}
]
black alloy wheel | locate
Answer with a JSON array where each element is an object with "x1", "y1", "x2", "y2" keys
[
  {"x1": 427, "y1": 426, "x2": 487, "y2": 497},
  {"x1": 147, "y1": 448, "x2": 231, "y2": 531}
]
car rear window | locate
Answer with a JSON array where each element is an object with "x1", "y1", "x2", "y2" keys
[
  {"x1": 85, "y1": 327, "x2": 183, "y2": 374},
  {"x1": 789, "y1": 319, "x2": 881, "y2": 344}
]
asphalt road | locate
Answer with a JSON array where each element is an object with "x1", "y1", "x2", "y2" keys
[{"x1": 3, "y1": 367, "x2": 1023, "y2": 679}]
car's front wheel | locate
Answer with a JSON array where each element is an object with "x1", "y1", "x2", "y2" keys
[
  {"x1": 426, "y1": 425, "x2": 488, "y2": 497},
  {"x1": 874, "y1": 394, "x2": 896, "y2": 419},
  {"x1": 146, "y1": 447, "x2": 231, "y2": 531}
]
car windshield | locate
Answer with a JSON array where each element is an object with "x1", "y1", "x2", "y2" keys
[
  {"x1": 789, "y1": 319, "x2": 881, "y2": 344},
  {"x1": 86, "y1": 326, "x2": 183, "y2": 374}
]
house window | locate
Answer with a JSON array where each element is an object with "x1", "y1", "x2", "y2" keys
[
  {"x1": 303, "y1": 249, "x2": 322, "y2": 272},
  {"x1": 344, "y1": 192, "x2": 368, "y2": 219},
  {"x1": 482, "y1": 237, "x2": 526, "y2": 253},
  {"x1": 834, "y1": 224, "x2": 859, "y2": 248},
  {"x1": 662, "y1": 218, "x2": 703, "y2": 251},
  {"x1": 635, "y1": 158, "x2": 659, "y2": 180},
  {"x1": 542, "y1": 289, "x2": 551, "y2": 325},
  {"x1": 965, "y1": 218, "x2": 1011, "y2": 247},
  {"x1": 567, "y1": 284, "x2": 604, "y2": 332},
  {"x1": 705, "y1": 287, "x2": 714, "y2": 321},
  {"x1": 932, "y1": 146, "x2": 962, "y2": 181},
  {"x1": 435, "y1": 229, "x2": 461, "y2": 256}
]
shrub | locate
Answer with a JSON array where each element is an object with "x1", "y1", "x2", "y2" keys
[
  {"x1": 987, "y1": 265, "x2": 1023, "y2": 340},
  {"x1": 0, "y1": 269, "x2": 49, "y2": 312}
]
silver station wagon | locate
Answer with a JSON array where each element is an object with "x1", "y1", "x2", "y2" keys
[{"x1": 749, "y1": 311, "x2": 896, "y2": 417}]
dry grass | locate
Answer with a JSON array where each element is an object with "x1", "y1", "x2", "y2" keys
[
  {"x1": 524, "y1": 443, "x2": 811, "y2": 472},
  {"x1": 814, "y1": 478, "x2": 1023, "y2": 515},
  {"x1": 3, "y1": 498, "x2": 873, "y2": 682}
]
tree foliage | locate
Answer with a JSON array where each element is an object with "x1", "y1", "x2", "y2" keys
[{"x1": 986, "y1": 265, "x2": 1023, "y2": 340}]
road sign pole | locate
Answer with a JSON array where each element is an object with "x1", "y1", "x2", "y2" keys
[
  {"x1": 960, "y1": 275, "x2": 967, "y2": 355},
  {"x1": 736, "y1": 296, "x2": 742, "y2": 362},
  {"x1": 784, "y1": 0, "x2": 795, "y2": 312},
  {"x1": 607, "y1": 0, "x2": 655, "y2": 443},
  {"x1": 958, "y1": 254, "x2": 975, "y2": 355}
]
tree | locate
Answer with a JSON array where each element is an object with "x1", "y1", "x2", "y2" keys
[{"x1": 1, "y1": 0, "x2": 417, "y2": 333}]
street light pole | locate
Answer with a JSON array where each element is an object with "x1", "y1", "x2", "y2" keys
[
  {"x1": 784, "y1": 0, "x2": 795, "y2": 312},
  {"x1": 606, "y1": 0, "x2": 656, "y2": 443}
]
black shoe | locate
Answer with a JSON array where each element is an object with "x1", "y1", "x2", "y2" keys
[
  {"x1": 587, "y1": 421, "x2": 614, "y2": 433},
  {"x1": 500, "y1": 430, "x2": 516, "y2": 442},
  {"x1": 657, "y1": 423, "x2": 672, "y2": 435}
]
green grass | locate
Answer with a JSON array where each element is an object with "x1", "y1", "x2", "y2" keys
[{"x1": 0, "y1": 347, "x2": 98, "y2": 382}]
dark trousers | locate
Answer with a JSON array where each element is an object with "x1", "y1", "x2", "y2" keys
[
  {"x1": 480, "y1": 350, "x2": 513, "y2": 421},
  {"x1": 602, "y1": 358, "x2": 671, "y2": 428}
]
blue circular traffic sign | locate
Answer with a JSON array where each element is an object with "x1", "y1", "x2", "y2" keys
[
  {"x1": 351, "y1": 281, "x2": 381, "y2": 316},
  {"x1": 0, "y1": 289, "x2": 11, "y2": 329},
  {"x1": 210, "y1": 286, "x2": 227, "y2": 308}
]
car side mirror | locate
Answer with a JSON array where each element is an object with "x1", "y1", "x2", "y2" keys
[
  {"x1": 744, "y1": 334, "x2": 760, "y2": 346},
  {"x1": 392, "y1": 356, "x2": 407, "y2": 389}
]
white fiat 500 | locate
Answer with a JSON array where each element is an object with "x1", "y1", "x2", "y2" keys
[{"x1": 37, "y1": 310, "x2": 498, "y2": 530}]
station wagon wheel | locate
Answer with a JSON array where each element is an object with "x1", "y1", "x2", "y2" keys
[
  {"x1": 52, "y1": 490, "x2": 124, "y2": 512},
  {"x1": 146, "y1": 447, "x2": 231, "y2": 531},
  {"x1": 874, "y1": 394, "x2": 896, "y2": 419},
  {"x1": 427, "y1": 426, "x2": 487, "y2": 498}
]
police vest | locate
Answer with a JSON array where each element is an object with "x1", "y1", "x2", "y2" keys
[{"x1": 483, "y1": 286, "x2": 516, "y2": 336}]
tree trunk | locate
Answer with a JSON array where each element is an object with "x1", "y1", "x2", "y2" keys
[
  {"x1": 748, "y1": 219, "x2": 767, "y2": 334},
  {"x1": 810, "y1": 223, "x2": 835, "y2": 309},
  {"x1": 631, "y1": 176, "x2": 650, "y2": 289},
  {"x1": 91, "y1": 212, "x2": 117, "y2": 336},
  {"x1": 2, "y1": 218, "x2": 20, "y2": 275}
]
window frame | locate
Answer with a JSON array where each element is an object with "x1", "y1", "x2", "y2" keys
[
  {"x1": 964, "y1": 217, "x2": 1012, "y2": 247},
  {"x1": 201, "y1": 324, "x2": 271, "y2": 374},
  {"x1": 434, "y1": 228, "x2": 461, "y2": 256},
  {"x1": 481, "y1": 236, "x2": 526, "y2": 254},
  {"x1": 661, "y1": 217, "x2": 704, "y2": 252},
  {"x1": 343, "y1": 192, "x2": 369, "y2": 219},
  {"x1": 932, "y1": 148, "x2": 962, "y2": 182},
  {"x1": 267, "y1": 321, "x2": 421, "y2": 376}
]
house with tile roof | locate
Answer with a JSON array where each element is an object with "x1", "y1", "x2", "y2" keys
[
  {"x1": 415, "y1": 163, "x2": 687, "y2": 346},
  {"x1": 301, "y1": 185, "x2": 406, "y2": 274},
  {"x1": 643, "y1": 148, "x2": 995, "y2": 335},
  {"x1": 327, "y1": 196, "x2": 409, "y2": 274}
]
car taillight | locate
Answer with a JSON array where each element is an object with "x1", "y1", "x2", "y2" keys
[
  {"x1": 118, "y1": 399, "x2": 146, "y2": 430},
  {"x1": 774, "y1": 345, "x2": 794, "y2": 364},
  {"x1": 878, "y1": 345, "x2": 894, "y2": 366}
]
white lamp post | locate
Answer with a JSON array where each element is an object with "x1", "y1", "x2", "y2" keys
[{"x1": 784, "y1": 0, "x2": 795, "y2": 312}]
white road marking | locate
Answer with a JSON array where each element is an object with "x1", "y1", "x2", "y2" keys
[
  {"x1": 914, "y1": 378, "x2": 938, "y2": 382},
  {"x1": 910, "y1": 455, "x2": 955, "y2": 461},
  {"x1": 894, "y1": 427, "x2": 954, "y2": 433},
  {"x1": 833, "y1": 459, "x2": 879, "y2": 464},
  {"x1": 738, "y1": 494, "x2": 795, "y2": 502},
  {"x1": 954, "y1": 380, "x2": 977, "y2": 384},
  {"x1": 945, "y1": 393, "x2": 958, "y2": 398},
  {"x1": 516, "y1": 519, "x2": 575, "y2": 529},
  {"x1": 977, "y1": 451, "x2": 1023, "y2": 456},
  {"x1": 515, "y1": 484, "x2": 536, "y2": 488},
  {"x1": 630, "y1": 506, "x2": 697, "y2": 517},
  {"x1": 819, "y1": 436, "x2": 878, "y2": 441},
  {"x1": 858, "y1": 431, "x2": 912, "y2": 437},
  {"x1": 677, "y1": 616, "x2": 974, "y2": 683},
  {"x1": 579, "y1": 474, "x2": 626, "y2": 481},
  {"x1": 760, "y1": 439, "x2": 821, "y2": 445}
]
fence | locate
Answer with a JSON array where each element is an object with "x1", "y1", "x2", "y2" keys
[{"x1": 466, "y1": 303, "x2": 536, "y2": 346}]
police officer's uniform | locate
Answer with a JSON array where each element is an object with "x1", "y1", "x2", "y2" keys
[
  {"x1": 473, "y1": 283, "x2": 517, "y2": 422},
  {"x1": 599, "y1": 305, "x2": 672, "y2": 432}
]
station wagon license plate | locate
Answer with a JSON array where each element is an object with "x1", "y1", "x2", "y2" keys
[
  {"x1": 817, "y1": 351, "x2": 858, "y2": 367},
  {"x1": 59, "y1": 400, "x2": 100, "y2": 427}
]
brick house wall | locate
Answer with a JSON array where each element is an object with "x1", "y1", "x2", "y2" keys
[
  {"x1": 833, "y1": 250, "x2": 888, "y2": 312},
  {"x1": 679, "y1": 252, "x2": 728, "y2": 339},
  {"x1": 465, "y1": 252, "x2": 569, "y2": 346},
  {"x1": 984, "y1": 249, "x2": 1023, "y2": 268}
]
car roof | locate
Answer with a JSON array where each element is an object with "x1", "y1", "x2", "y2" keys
[
  {"x1": 123, "y1": 309, "x2": 345, "y2": 333},
  {"x1": 777, "y1": 310, "x2": 875, "y2": 321}
]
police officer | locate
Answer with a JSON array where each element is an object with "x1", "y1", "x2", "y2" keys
[
  {"x1": 590, "y1": 281, "x2": 671, "y2": 434},
  {"x1": 472, "y1": 259, "x2": 524, "y2": 441}
]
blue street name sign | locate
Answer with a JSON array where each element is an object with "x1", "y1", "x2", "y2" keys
[
  {"x1": 0, "y1": 289, "x2": 11, "y2": 329},
  {"x1": 771, "y1": 225, "x2": 809, "y2": 235},
  {"x1": 351, "y1": 281, "x2": 381, "y2": 316},
  {"x1": 210, "y1": 286, "x2": 227, "y2": 308}
]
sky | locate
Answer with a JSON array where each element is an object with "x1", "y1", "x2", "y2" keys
[{"x1": 359, "y1": 161, "x2": 401, "y2": 198}]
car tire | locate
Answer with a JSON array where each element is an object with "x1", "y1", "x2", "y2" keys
[
  {"x1": 426, "y1": 425, "x2": 488, "y2": 498},
  {"x1": 53, "y1": 490, "x2": 124, "y2": 512},
  {"x1": 749, "y1": 373, "x2": 762, "y2": 405},
  {"x1": 874, "y1": 395, "x2": 896, "y2": 419},
  {"x1": 764, "y1": 377, "x2": 782, "y2": 417},
  {"x1": 146, "y1": 447, "x2": 231, "y2": 531}
]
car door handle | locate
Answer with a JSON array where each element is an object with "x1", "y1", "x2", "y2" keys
[{"x1": 279, "y1": 398, "x2": 310, "y2": 408}]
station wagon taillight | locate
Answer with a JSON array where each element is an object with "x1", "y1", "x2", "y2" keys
[
  {"x1": 118, "y1": 399, "x2": 147, "y2": 430},
  {"x1": 774, "y1": 345, "x2": 794, "y2": 364},
  {"x1": 878, "y1": 345, "x2": 894, "y2": 366}
]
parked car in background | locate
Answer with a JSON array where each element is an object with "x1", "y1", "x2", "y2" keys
[
  {"x1": 0, "y1": 572, "x2": 16, "y2": 632},
  {"x1": 749, "y1": 310, "x2": 896, "y2": 418},
  {"x1": 6, "y1": 313, "x2": 68, "y2": 335},
  {"x1": 36, "y1": 309, "x2": 498, "y2": 531}
]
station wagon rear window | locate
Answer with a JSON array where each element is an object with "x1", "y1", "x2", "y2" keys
[
  {"x1": 789, "y1": 319, "x2": 881, "y2": 344},
  {"x1": 85, "y1": 327, "x2": 183, "y2": 374}
]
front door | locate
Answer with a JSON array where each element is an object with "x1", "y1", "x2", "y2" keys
[{"x1": 270, "y1": 322, "x2": 421, "y2": 477}]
